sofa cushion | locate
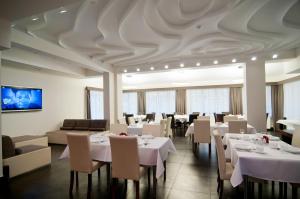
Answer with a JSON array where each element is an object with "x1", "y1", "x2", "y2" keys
[
  {"x1": 60, "y1": 119, "x2": 76, "y2": 130},
  {"x1": 12, "y1": 135, "x2": 43, "y2": 143},
  {"x1": 89, "y1": 120, "x2": 107, "y2": 131},
  {"x1": 15, "y1": 145, "x2": 48, "y2": 155},
  {"x1": 2, "y1": 135, "x2": 16, "y2": 159},
  {"x1": 73, "y1": 119, "x2": 90, "y2": 130}
]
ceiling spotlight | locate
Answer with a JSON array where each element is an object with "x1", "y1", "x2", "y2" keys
[
  {"x1": 251, "y1": 56, "x2": 257, "y2": 61},
  {"x1": 164, "y1": 65, "x2": 169, "y2": 69},
  {"x1": 123, "y1": 69, "x2": 127, "y2": 73},
  {"x1": 31, "y1": 16, "x2": 39, "y2": 21},
  {"x1": 232, "y1": 58, "x2": 237, "y2": 63},
  {"x1": 196, "y1": 62, "x2": 200, "y2": 66},
  {"x1": 213, "y1": 60, "x2": 218, "y2": 64},
  {"x1": 59, "y1": 8, "x2": 68, "y2": 14},
  {"x1": 180, "y1": 63, "x2": 184, "y2": 67},
  {"x1": 272, "y1": 54, "x2": 278, "y2": 59},
  {"x1": 150, "y1": 67, "x2": 154, "y2": 70},
  {"x1": 136, "y1": 68, "x2": 140, "y2": 72}
]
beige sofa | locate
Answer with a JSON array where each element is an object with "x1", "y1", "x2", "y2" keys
[
  {"x1": 47, "y1": 119, "x2": 108, "y2": 144},
  {"x1": 2, "y1": 135, "x2": 51, "y2": 178}
]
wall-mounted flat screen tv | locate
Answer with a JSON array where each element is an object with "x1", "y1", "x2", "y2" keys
[{"x1": 1, "y1": 86, "x2": 42, "y2": 112}]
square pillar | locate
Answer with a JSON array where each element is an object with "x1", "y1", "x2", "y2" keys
[
  {"x1": 103, "y1": 72, "x2": 123, "y2": 125},
  {"x1": 243, "y1": 60, "x2": 266, "y2": 132}
]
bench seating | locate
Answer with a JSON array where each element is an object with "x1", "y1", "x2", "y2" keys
[
  {"x1": 2, "y1": 135, "x2": 51, "y2": 178},
  {"x1": 46, "y1": 119, "x2": 108, "y2": 144}
]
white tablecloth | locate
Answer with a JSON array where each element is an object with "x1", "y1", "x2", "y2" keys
[
  {"x1": 223, "y1": 133, "x2": 300, "y2": 187},
  {"x1": 60, "y1": 134, "x2": 176, "y2": 179},
  {"x1": 127, "y1": 123, "x2": 160, "y2": 136},
  {"x1": 185, "y1": 123, "x2": 256, "y2": 137}
]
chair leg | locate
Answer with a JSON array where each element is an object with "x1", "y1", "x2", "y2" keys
[
  {"x1": 209, "y1": 143, "x2": 211, "y2": 157},
  {"x1": 135, "y1": 180, "x2": 140, "y2": 199},
  {"x1": 106, "y1": 163, "x2": 110, "y2": 186},
  {"x1": 292, "y1": 185, "x2": 298, "y2": 199},
  {"x1": 217, "y1": 170, "x2": 220, "y2": 193},
  {"x1": 258, "y1": 183, "x2": 263, "y2": 199},
  {"x1": 75, "y1": 172, "x2": 79, "y2": 189},
  {"x1": 153, "y1": 166, "x2": 157, "y2": 197},
  {"x1": 98, "y1": 168, "x2": 100, "y2": 178},
  {"x1": 163, "y1": 161, "x2": 167, "y2": 182},
  {"x1": 87, "y1": 174, "x2": 92, "y2": 198},
  {"x1": 271, "y1": 181, "x2": 275, "y2": 198},
  {"x1": 284, "y1": 182, "x2": 287, "y2": 199},
  {"x1": 111, "y1": 178, "x2": 116, "y2": 199},
  {"x1": 147, "y1": 168, "x2": 151, "y2": 188},
  {"x1": 219, "y1": 180, "x2": 224, "y2": 199},
  {"x1": 279, "y1": 182, "x2": 283, "y2": 199},
  {"x1": 69, "y1": 171, "x2": 74, "y2": 194}
]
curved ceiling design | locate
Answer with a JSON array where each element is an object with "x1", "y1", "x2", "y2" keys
[{"x1": 13, "y1": 0, "x2": 300, "y2": 70}]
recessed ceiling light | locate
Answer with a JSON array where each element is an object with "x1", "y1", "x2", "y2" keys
[
  {"x1": 123, "y1": 69, "x2": 127, "y2": 73},
  {"x1": 31, "y1": 16, "x2": 39, "y2": 21},
  {"x1": 180, "y1": 63, "x2": 184, "y2": 67},
  {"x1": 59, "y1": 8, "x2": 68, "y2": 14},
  {"x1": 164, "y1": 65, "x2": 169, "y2": 69},
  {"x1": 272, "y1": 54, "x2": 278, "y2": 59},
  {"x1": 232, "y1": 58, "x2": 237, "y2": 63},
  {"x1": 251, "y1": 56, "x2": 257, "y2": 61},
  {"x1": 196, "y1": 62, "x2": 200, "y2": 66},
  {"x1": 11, "y1": 24, "x2": 15, "y2": 27},
  {"x1": 213, "y1": 60, "x2": 218, "y2": 64},
  {"x1": 150, "y1": 67, "x2": 154, "y2": 70},
  {"x1": 136, "y1": 68, "x2": 140, "y2": 72}
]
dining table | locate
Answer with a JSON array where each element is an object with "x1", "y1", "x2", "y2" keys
[
  {"x1": 60, "y1": 132, "x2": 176, "y2": 194},
  {"x1": 127, "y1": 122, "x2": 160, "y2": 136},
  {"x1": 185, "y1": 122, "x2": 257, "y2": 137},
  {"x1": 223, "y1": 133, "x2": 300, "y2": 198}
]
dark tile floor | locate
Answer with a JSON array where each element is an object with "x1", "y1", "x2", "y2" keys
[{"x1": 0, "y1": 136, "x2": 295, "y2": 199}]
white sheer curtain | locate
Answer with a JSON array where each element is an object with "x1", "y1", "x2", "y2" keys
[
  {"x1": 186, "y1": 88, "x2": 229, "y2": 115},
  {"x1": 90, "y1": 90, "x2": 104, "y2": 119},
  {"x1": 284, "y1": 80, "x2": 300, "y2": 120},
  {"x1": 266, "y1": 85, "x2": 272, "y2": 116},
  {"x1": 122, "y1": 92, "x2": 138, "y2": 114},
  {"x1": 146, "y1": 90, "x2": 175, "y2": 114}
]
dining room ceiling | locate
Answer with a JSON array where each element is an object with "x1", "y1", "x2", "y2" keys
[{"x1": 11, "y1": 0, "x2": 300, "y2": 73}]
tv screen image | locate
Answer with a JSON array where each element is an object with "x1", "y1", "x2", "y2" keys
[{"x1": 1, "y1": 86, "x2": 42, "y2": 112}]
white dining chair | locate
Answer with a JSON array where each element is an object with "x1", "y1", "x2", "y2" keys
[
  {"x1": 292, "y1": 124, "x2": 300, "y2": 148},
  {"x1": 128, "y1": 116, "x2": 136, "y2": 125},
  {"x1": 228, "y1": 120, "x2": 247, "y2": 134},
  {"x1": 160, "y1": 119, "x2": 167, "y2": 137},
  {"x1": 193, "y1": 119, "x2": 211, "y2": 156},
  {"x1": 224, "y1": 115, "x2": 238, "y2": 123},
  {"x1": 213, "y1": 132, "x2": 233, "y2": 198},
  {"x1": 142, "y1": 124, "x2": 161, "y2": 137},
  {"x1": 66, "y1": 133, "x2": 108, "y2": 197},
  {"x1": 117, "y1": 118, "x2": 126, "y2": 125},
  {"x1": 166, "y1": 117, "x2": 173, "y2": 138},
  {"x1": 110, "y1": 124, "x2": 128, "y2": 134},
  {"x1": 197, "y1": 116, "x2": 210, "y2": 120},
  {"x1": 109, "y1": 136, "x2": 142, "y2": 199}
]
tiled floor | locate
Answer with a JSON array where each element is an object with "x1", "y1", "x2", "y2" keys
[{"x1": 0, "y1": 136, "x2": 295, "y2": 199}]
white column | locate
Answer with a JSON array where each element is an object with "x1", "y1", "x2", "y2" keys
[
  {"x1": 103, "y1": 72, "x2": 123, "y2": 125},
  {"x1": 0, "y1": 18, "x2": 11, "y2": 178},
  {"x1": 243, "y1": 60, "x2": 266, "y2": 131},
  {"x1": 114, "y1": 73, "x2": 123, "y2": 122},
  {"x1": 103, "y1": 72, "x2": 115, "y2": 125}
]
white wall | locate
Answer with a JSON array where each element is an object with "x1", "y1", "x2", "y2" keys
[{"x1": 1, "y1": 63, "x2": 102, "y2": 137}]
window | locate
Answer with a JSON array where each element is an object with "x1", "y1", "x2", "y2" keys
[
  {"x1": 146, "y1": 90, "x2": 175, "y2": 114},
  {"x1": 186, "y1": 88, "x2": 229, "y2": 115},
  {"x1": 89, "y1": 90, "x2": 104, "y2": 119},
  {"x1": 266, "y1": 86, "x2": 272, "y2": 116},
  {"x1": 284, "y1": 80, "x2": 300, "y2": 120},
  {"x1": 122, "y1": 92, "x2": 138, "y2": 114}
]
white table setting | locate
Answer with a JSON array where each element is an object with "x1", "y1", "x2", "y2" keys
[
  {"x1": 185, "y1": 122, "x2": 256, "y2": 137},
  {"x1": 127, "y1": 122, "x2": 160, "y2": 136},
  {"x1": 223, "y1": 133, "x2": 300, "y2": 190},
  {"x1": 60, "y1": 132, "x2": 176, "y2": 179}
]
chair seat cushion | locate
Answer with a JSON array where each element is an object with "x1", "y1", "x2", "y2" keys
[
  {"x1": 15, "y1": 145, "x2": 47, "y2": 155},
  {"x1": 12, "y1": 135, "x2": 43, "y2": 143}
]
